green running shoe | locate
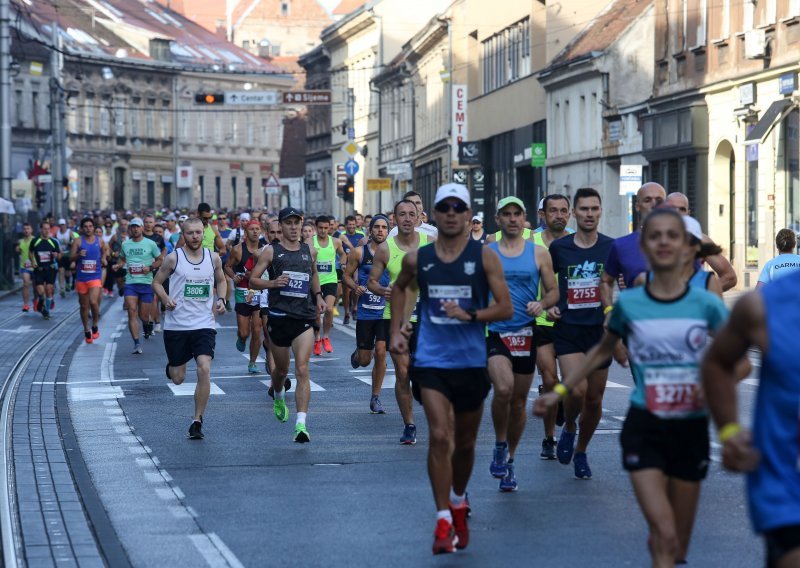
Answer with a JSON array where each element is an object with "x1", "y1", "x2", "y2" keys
[
  {"x1": 248, "y1": 362, "x2": 259, "y2": 374},
  {"x1": 273, "y1": 399, "x2": 288, "y2": 423},
  {"x1": 294, "y1": 423, "x2": 310, "y2": 443}
]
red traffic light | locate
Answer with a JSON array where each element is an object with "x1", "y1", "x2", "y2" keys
[{"x1": 194, "y1": 93, "x2": 225, "y2": 105}]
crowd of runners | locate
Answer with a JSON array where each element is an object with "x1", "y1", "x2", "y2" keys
[{"x1": 11, "y1": 183, "x2": 800, "y2": 566}]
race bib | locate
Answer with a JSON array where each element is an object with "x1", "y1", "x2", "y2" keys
[
  {"x1": 317, "y1": 261, "x2": 333, "y2": 273},
  {"x1": 567, "y1": 277, "x2": 600, "y2": 309},
  {"x1": 281, "y1": 270, "x2": 310, "y2": 298},
  {"x1": 129, "y1": 263, "x2": 145, "y2": 275},
  {"x1": 428, "y1": 285, "x2": 472, "y2": 325},
  {"x1": 39, "y1": 251, "x2": 51, "y2": 263},
  {"x1": 81, "y1": 259, "x2": 97, "y2": 274},
  {"x1": 644, "y1": 367, "x2": 703, "y2": 418},
  {"x1": 184, "y1": 280, "x2": 211, "y2": 301},
  {"x1": 361, "y1": 292, "x2": 385, "y2": 311},
  {"x1": 245, "y1": 289, "x2": 261, "y2": 306},
  {"x1": 24, "y1": 260, "x2": 31, "y2": 269},
  {"x1": 500, "y1": 326, "x2": 534, "y2": 357}
]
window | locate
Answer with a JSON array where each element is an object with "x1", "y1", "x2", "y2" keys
[
  {"x1": 281, "y1": 2, "x2": 289, "y2": 17},
  {"x1": 161, "y1": 100, "x2": 171, "y2": 138},
  {"x1": 180, "y1": 112, "x2": 189, "y2": 140},
  {"x1": 130, "y1": 106, "x2": 139, "y2": 138},
  {"x1": 481, "y1": 17, "x2": 530, "y2": 94},
  {"x1": 766, "y1": 0, "x2": 776, "y2": 24},
  {"x1": 114, "y1": 101, "x2": 125, "y2": 136},
  {"x1": 744, "y1": 0, "x2": 756, "y2": 32},
  {"x1": 719, "y1": 0, "x2": 730, "y2": 38},
  {"x1": 246, "y1": 122, "x2": 254, "y2": 146},
  {"x1": 84, "y1": 98, "x2": 94, "y2": 134},
  {"x1": 695, "y1": 0, "x2": 707, "y2": 46},
  {"x1": 231, "y1": 118, "x2": 238, "y2": 145},
  {"x1": 791, "y1": 0, "x2": 800, "y2": 17},
  {"x1": 31, "y1": 92, "x2": 39, "y2": 129},
  {"x1": 145, "y1": 102, "x2": 155, "y2": 138},
  {"x1": 99, "y1": 106, "x2": 110, "y2": 135},
  {"x1": 197, "y1": 115, "x2": 206, "y2": 142},
  {"x1": 214, "y1": 115, "x2": 223, "y2": 143}
]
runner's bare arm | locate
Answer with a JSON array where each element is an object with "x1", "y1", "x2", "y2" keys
[
  {"x1": 705, "y1": 251, "x2": 737, "y2": 292},
  {"x1": 707, "y1": 273, "x2": 723, "y2": 298},
  {"x1": 535, "y1": 246, "x2": 559, "y2": 312},
  {"x1": 213, "y1": 226, "x2": 225, "y2": 252},
  {"x1": 212, "y1": 253, "x2": 227, "y2": 310},
  {"x1": 599, "y1": 271, "x2": 617, "y2": 307},
  {"x1": 310, "y1": 247, "x2": 326, "y2": 314},
  {"x1": 485, "y1": 233, "x2": 496, "y2": 244},
  {"x1": 335, "y1": 239, "x2": 347, "y2": 268},
  {"x1": 69, "y1": 238, "x2": 81, "y2": 263},
  {"x1": 367, "y1": 241, "x2": 391, "y2": 297},
  {"x1": 151, "y1": 252, "x2": 177, "y2": 306},
  {"x1": 343, "y1": 247, "x2": 362, "y2": 292},
  {"x1": 223, "y1": 244, "x2": 241, "y2": 282},
  {"x1": 151, "y1": 247, "x2": 166, "y2": 271},
  {"x1": 248, "y1": 247, "x2": 277, "y2": 290}
]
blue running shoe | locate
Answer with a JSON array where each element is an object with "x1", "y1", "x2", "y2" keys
[
  {"x1": 499, "y1": 461, "x2": 518, "y2": 492},
  {"x1": 556, "y1": 429, "x2": 576, "y2": 464},
  {"x1": 490, "y1": 444, "x2": 508, "y2": 478},
  {"x1": 248, "y1": 362, "x2": 259, "y2": 374},
  {"x1": 573, "y1": 452, "x2": 592, "y2": 479},
  {"x1": 235, "y1": 337, "x2": 246, "y2": 352},
  {"x1": 400, "y1": 423, "x2": 416, "y2": 445}
]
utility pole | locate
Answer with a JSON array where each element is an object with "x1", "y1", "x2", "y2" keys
[
  {"x1": 49, "y1": 22, "x2": 65, "y2": 219},
  {"x1": 0, "y1": 0, "x2": 11, "y2": 203}
]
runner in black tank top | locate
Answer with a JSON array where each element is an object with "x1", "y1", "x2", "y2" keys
[{"x1": 249, "y1": 207, "x2": 327, "y2": 444}]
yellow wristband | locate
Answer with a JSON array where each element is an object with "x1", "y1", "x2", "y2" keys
[
  {"x1": 553, "y1": 383, "x2": 569, "y2": 399},
  {"x1": 603, "y1": 305, "x2": 614, "y2": 315},
  {"x1": 718, "y1": 423, "x2": 742, "y2": 443}
]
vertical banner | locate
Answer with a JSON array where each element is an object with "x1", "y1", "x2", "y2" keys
[{"x1": 452, "y1": 85, "x2": 467, "y2": 163}]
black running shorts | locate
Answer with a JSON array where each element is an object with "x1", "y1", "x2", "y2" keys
[
  {"x1": 356, "y1": 319, "x2": 388, "y2": 350},
  {"x1": 536, "y1": 324, "x2": 555, "y2": 347},
  {"x1": 766, "y1": 524, "x2": 800, "y2": 568},
  {"x1": 235, "y1": 302, "x2": 260, "y2": 317},
  {"x1": 620, "y1": 406, "x2": 710, "y2": 482},
  {"x1": 34, "y1": 268, "x2": 57, "y2": 286},
  {"x1": 410, "y1": 367, "x2": 491, "y2": 414},
  {"x1": 163, "y1": 329, "x2": 216, "y2": 367},
  {"x1": 320, "y1": 282, "x2": 338, "y2": 299},
  {"x1": 267, "y1": 317, "x2": 315, "y2": 348},
  {"x1": 553, "y1": 322, "x2": 611, "y2": 369},
  {"x1": 486, "y1": 330, "x2": 536, "y2": 374}
]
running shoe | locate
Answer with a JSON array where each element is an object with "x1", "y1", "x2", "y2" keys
[
  {"x1": 236, "y1": 337, "x2": 246, "y2": 352},
  {"x1": 573, "y1": 452, "x2": 592, "y2": 480},
  {"x1": 400, "y1": 423, "x2": 416, "y2": 445},
  {"x1": 499, "y1": 461, "x2": 518, "y2": 492},
  {"x1": 273, "y1": 399, "x2": 289, "y2": 423},
  {"x1": 322, "y1": 338, "x2": 333, "y2": 353},
  {"x1": 60, "y1": 289, "x2": 65, "y2": 298},
  {"x1": 294, "y1": 423, "x2": 310, "y2": 443},
  {"x1": 464, "y1": 492, "x2": 472, "y2": 518},
  {"x1": 248, "y1": 362, "x2": 259, "y2": 374},
  {"x1": 165, "y1": 363, "x2": 172, "y2": 381},
  {"x1": 490, "y1": 444, "x2": 508, "y2": 478},
  {"x1": 187, "y1": 420, "x2": 203, "y2": 440},
  {"x1": 91, "y1": 327, "x2": 99, "y2": 340},
  {"x1": 132, "y1": 345, "x2": 143, "y2": 355},
  {"x1": 333, "y1": 306, "x2": 340, "y2": 317},
  {"x1": 556, "y1": 429, "x2": 576, "y2": 465},
  {"x1": 33, "y1": 298, "x2": 40, "y2": 312},
  {"x1": 313, "y1": 339, "x2": 322, "y2": 356},
  {"x1": 350, "y1": 349, "x2": 360, "y2": 369},
  {"x1": 540, "y1": 437, "x2": 556, "y2": 460},
  {"x1": 432, "y1": 518, "x2": 458, "y2": 555},
  {"x1": 154, "y1": 323, "x2": 161, "y2": 334},
  {"x1": 450, "y1": 504, "x2": 469, "y2": 549},
  {"x1": 370, "y1": 395, "x2": 385, "y2": 414},
  {"x1": 42, "y1": 309, "x2": 50, "y2": 320},
  {"x1": 343, "y1": 315, "x2": 350, "y2": 325},
  {"x1": 84, "y1": 331, "x2": 92, "y2": 344},
  {"x1": 22, "y1": 304, "x2": 29, "y2": 313}
]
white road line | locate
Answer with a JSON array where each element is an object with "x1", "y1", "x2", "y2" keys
[
  {"x1": 333, "y1": 322, "x2": 356, "y2": 338},
  {"x1": 259, "y1": 379, "x2": 325, "y2": 392},
  {"x1": 606, "y1": 381, "x2": 630, "y2": 389},
  {"x1": 68, "y1": 385, "x2": 125, "y2": 401},
  {"x1": 190, "y1": 534, "x2": 246, "y2": 568},
  {"x1": 354, "y1": 375, "x2": 396, "y2": 389},
  {"x1": 349, "y1": 368, "x2": 395, "y2": 373},
  {"x1": 167, "y1": 382, "x2": 225, "y2": 396}
]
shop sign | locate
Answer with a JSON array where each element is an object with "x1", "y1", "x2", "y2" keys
[{"x1": 779, "y1": 73, "x2": 797, "y2": 96}]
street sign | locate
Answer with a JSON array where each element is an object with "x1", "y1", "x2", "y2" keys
[
  {"x1": 342, "y1": 141, "x2": 359, "y2": 156},
  {"x1": 282, "y1": 91, "x2": 332, "y2": 104},
  {"x1": 224, "y1": 91, "x2": 278, "y2": 105},
  {"x1": 264, "y1": 173, "x2": 281, "y2": 190},
  {"x1": 531, "y1": 143, "x2": 546, "y2": 167},
  {"x1": 366, "y1": 178, "x2": 391, "y2": 191},
  {"x1": 619, "y1": 165, "x2": 642, "y2": 195},
  {"x1": 344, "y1": 159, "x2": 359, "y2": 176},
  {"x1": 458, "y1": 141, "x2": 481, "y2": 166}
]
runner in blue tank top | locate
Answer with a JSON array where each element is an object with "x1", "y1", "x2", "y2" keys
[
  {"x1": 70, "y1": 217, "x2": 108, "y2": 343},
  {"x1": 485, "y1": 196, "x2": 558, "y2": 492},
  {"x1": 704, "y1": 270, "x2": 800, "y2": 568},
  {"x1": 538, "y1": 208, "x2": 729, "y2": 567},
  {"x1": 343, "y1": 215, "x2": 391, "y2": 414},
  {"x1": 388, "y1": 183, "x2": 512, "y2": 555}
]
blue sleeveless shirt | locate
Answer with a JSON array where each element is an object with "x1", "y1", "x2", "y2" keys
[
  {"x1": 748, "y1": 274, "x2": 800, "y2": 533},
  {"x1": 76, "y1": 236, "x2": 103, "y2": 282},
  {"x1": 413, "y1": 239, "x2": 489, "y2": 369},
  {"x1": 487, "y1": 240, "x2": 539, "y2": 333},
  {"x1": 357, "y1": 244, "x2": 389, "y2": 321}
]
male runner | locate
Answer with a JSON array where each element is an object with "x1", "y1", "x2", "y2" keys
[
  {"x1": 114, "y1": 218, "x2": 163, "y2": 354},
  {"x1": 388, "y1": 190, "x2": 438, "y2": 239},
  {"x1": 309, "y1": 215, "x2": 347, "y2": 354},
  {"x1": 369, "y1": 199, "x2": 432, "y2": 444},
  {"x1": 530, "y1": 194, "x2": 571, "y2": 459},
  {"x1": 55, "y1": 218, "x2": 76, "y2": 297},
  {"x1": 153, "y1": 218, "x2": 227, "y2": 440},
  {"x1": 344, "y1": 214, "x2": 390, "y2": 414},
  {"x1": 547, "y1": 187, "x2": 614, "y2": 479},
  {"x1": 143, "y1": 214, "x2": 167, "y2": 335},
  {"x1": 107, "y1": 219, "x2": 130, "y2": 297},
  {"x1": 16, "y1": 223, "x2": 34, "y2": 312},
  {"x1": 340, "y1": 215, "x2": 364, "y2": 324},
  {"x1": 486, "y1": 196, "x2": 558, "y2": 491},
  {"x1": 665, "y1": 192, "x2": 738, "y2": 291},
  {"x1": 388, "y1": 183, "x2": 512, "y2": 554},
  {"x1": 30, "y1": 221, "x2": 61, "y2": 320},
  {"x1": 702, "y1": 273, "x2": 800, "y2": 568},
  {"x1": 225, "y1": 219, "x2": 264, "y2": 374},
  {"x1": 249, "y1": 207, "x2": 327, "y2": 443},
  {"x1": 70, "y1": 218, "x2": 108, "y2": 343}
]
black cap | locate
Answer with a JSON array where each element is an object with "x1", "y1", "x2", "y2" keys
[{"x1": 278, "y1": 207, "x2": 304, "y2": 221}]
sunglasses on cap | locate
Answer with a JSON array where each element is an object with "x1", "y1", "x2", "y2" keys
[
  {"x1": 434, "y1": 201, "x2": 469, "y2": 214},
  {"x1": 472, "y1": 219, "x2": 481, "y2": 224}
]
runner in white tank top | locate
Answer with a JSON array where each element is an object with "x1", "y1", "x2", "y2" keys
[{"x1": 153, "y1": 217, "x2": 227, "y2": 440}]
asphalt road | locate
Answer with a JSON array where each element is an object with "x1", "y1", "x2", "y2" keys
[{"x1": 8, "y1": 289, "x2": 763, "y2": 567}]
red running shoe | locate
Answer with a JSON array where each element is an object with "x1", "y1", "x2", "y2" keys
[
  {"x1": 450, "y1": 504, "x2": 469, "y2": 549},
  {"x1": 84, "y1": 332, "x2": 93, "y2": 344},
  {"x1": 92, "y1": 329, "x2": 100, "y2": 340},
  {"x1": 313, "y1": 339, "x2": 322, "y2": 356},
  {"x1": 432, "y1": 518, "x2": 458, "y2": 555},
  {"x1": 22, "y1": 304, "x2": 29, "y2": 312},
  {"x1": 322, "y1": 337, "x2": 333, "y2": 353}
]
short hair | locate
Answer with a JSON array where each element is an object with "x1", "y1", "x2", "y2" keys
[
  {"x1": 183, "y1": 217, "x2": 204, "y2": 230},
  {"x1": 573, "y1": 187, "x2": 601, "y2": 207},
  {"x1": 403, "y1": 190, "x2": 422, "y2": 200},
  {"x1": 315, "y1": 215, "x2": 329, "y2": 226},
  {"x1": 80, "y1": 217, "x2": 94, "y2": 228},
  {"x1": 23, "y1": 222, "x2": 31, "y2": 228},
  {"x1": 143, "y1": 213, "x2": 155, "y2": 221},
  {"x1": 345, "y1": 215, "x2": 356, "y2": 223},
  {"x1": 198, "y1": 202, "x2": 211, "y2": 214},
  {"x1": 40, "y1": 220, "x2": 50, "y2": 228},
  {"x1": 542, "y1": 194, "x2": 570, "y2": 211},
  {"x1": 394, "y1": 199, "x2": 418, "y2": 216},
  {"x1": 776, "y1": 229, "x2": 797, "y2": 253}
]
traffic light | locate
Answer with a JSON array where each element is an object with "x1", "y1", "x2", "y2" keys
[
  {"x1": 35, "y1": 187, "x2": 45, "y2": 209},
  {"x1": 194, "y1": 93, "x2": 225, "y2": 105},
  {"x1": 343, "y1": 176, "x2": 354, "y2": 203}
]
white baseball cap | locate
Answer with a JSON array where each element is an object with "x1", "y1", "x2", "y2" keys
[
  {"x1": 683, "y1": 216, "x2": 704, "y2": 242},
  {"x1": 434, "y1": 183, "x2": 470, "y2": 206},
  {"x1": 239, "y1": 212, "x2": 251, "y2": 221},
  {"x1": 58, "y1": 218, "x2": 66, "y2": 225}
]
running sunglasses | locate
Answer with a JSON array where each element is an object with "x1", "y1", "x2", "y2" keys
[{"x1": 434, "y1": 201, "x2": 469, "y2": 214}]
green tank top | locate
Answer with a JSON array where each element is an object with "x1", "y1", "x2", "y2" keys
[
  {"x1": 495, "y1": 228, "x2": 531, "y2": 242},
  {"x1": 532, "y1": 231, "x2": 553, "y2": 328},
  {"x1": 18, "y1": 237, "x2": 33, "y2": 269},
  {"x1": 313, "y1": 235, "x2": 337, "y2": 285},
  {"x1": 383, "y1": 233, "x2": 428, "y2": 321},
  {"x1": 202, "y1": 225, "x2": 216, "y2": 251}
]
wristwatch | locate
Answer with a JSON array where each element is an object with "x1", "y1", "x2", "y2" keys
[{"x1": 466, "y1": 308, "x2": 477, "y2": 323}]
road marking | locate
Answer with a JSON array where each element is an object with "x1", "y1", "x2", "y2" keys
[
  {"x1": 68, "y1": 385, "x2": 125, "y2": 401},
  {"x1": 606, "y1": 381, "x2": 630, "y2": 389},
  {"x1": 259, "y1": 379, "x2": 325, "y2": 392},
  {"x1": 167, "y1": 382, "x2": 225, "y2": 396},
  {"x1": 354, "y1": 375, "x2": 396, "y2": 389},
  {"x1": 333, "y1": 322, "x2": 356, "y2": 338},
  {"x1": 310, "y1": 357, "x2": 339, "y2": 362},
  {"x1": 349, "y1": 368, "x2": 395, "y2": 373},
  {"x1": 190, "y1": 533, "x2": 246, "y2": 568}
]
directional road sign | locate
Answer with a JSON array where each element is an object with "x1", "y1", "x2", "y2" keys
[
  {"x1": 344, "y1": 159, "x2": 359, "y2": 176},
  {"x1": 282, "y1": 91, "x2": 332, "y2": 104},
  {"x1": 224, "y1": 91, "x2": 278, "y2": 105}
]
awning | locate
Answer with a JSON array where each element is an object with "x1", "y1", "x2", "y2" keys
[{"x1": 744, "y1": 99, "x2": 796, "y2": 145}]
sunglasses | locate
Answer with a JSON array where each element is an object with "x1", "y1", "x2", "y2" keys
[
  {"x1": 434, "y1": 201, "x2": 469, "y2": 214},
  {"x1": 472, "y1": 219, "x2": 481, "y2": 224}
]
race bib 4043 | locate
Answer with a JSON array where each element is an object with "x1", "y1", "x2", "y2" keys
[
  {"x1": 184, "y1": 280, "x2": 211, "y2": 301},
  {"x1": 281, "y1": 271, "x2": 310, "y2": 298},
  {"x1": 81, "y1": 259, "x2": 97, "y2": 273},
  {"x1": 644, "y1": 367, "x2": 704, "y2": 418},
  {"x1": 500, "y1": 326, "x2": 533, "y2": 357},
  {"x1": 428, "y1": 285, "x2": 472, "y2": 325},
  {"x1": 567, "y1": 277, "x2": 600, "y2": 309}
]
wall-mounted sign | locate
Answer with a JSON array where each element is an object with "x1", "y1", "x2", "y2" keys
[
  {"x1": 779, "y1": 73, "x2": 798, "y2": 96},
  {"x1": 619, "y1": 164, "x2": 643, "y2": 195},
  {"x1": 531, "y1": 143, "x2": 546, "y2": 167},
  {"x1": 458, "y1": 141, "x2": 481, "y2": 166},
  {"x1": 739, "y1": 83, "x2": 756, "y2": 106},
  {"x1": 176, "y1": 166, "x2": 192, "y2": 188},
  {"x1": 452, "y1": 85, "x2": 467, "y2": 163}
]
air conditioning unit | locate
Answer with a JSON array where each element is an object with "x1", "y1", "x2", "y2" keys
[{"x1": 744, "y1": 28, "x2": 766, "y2": 59}]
